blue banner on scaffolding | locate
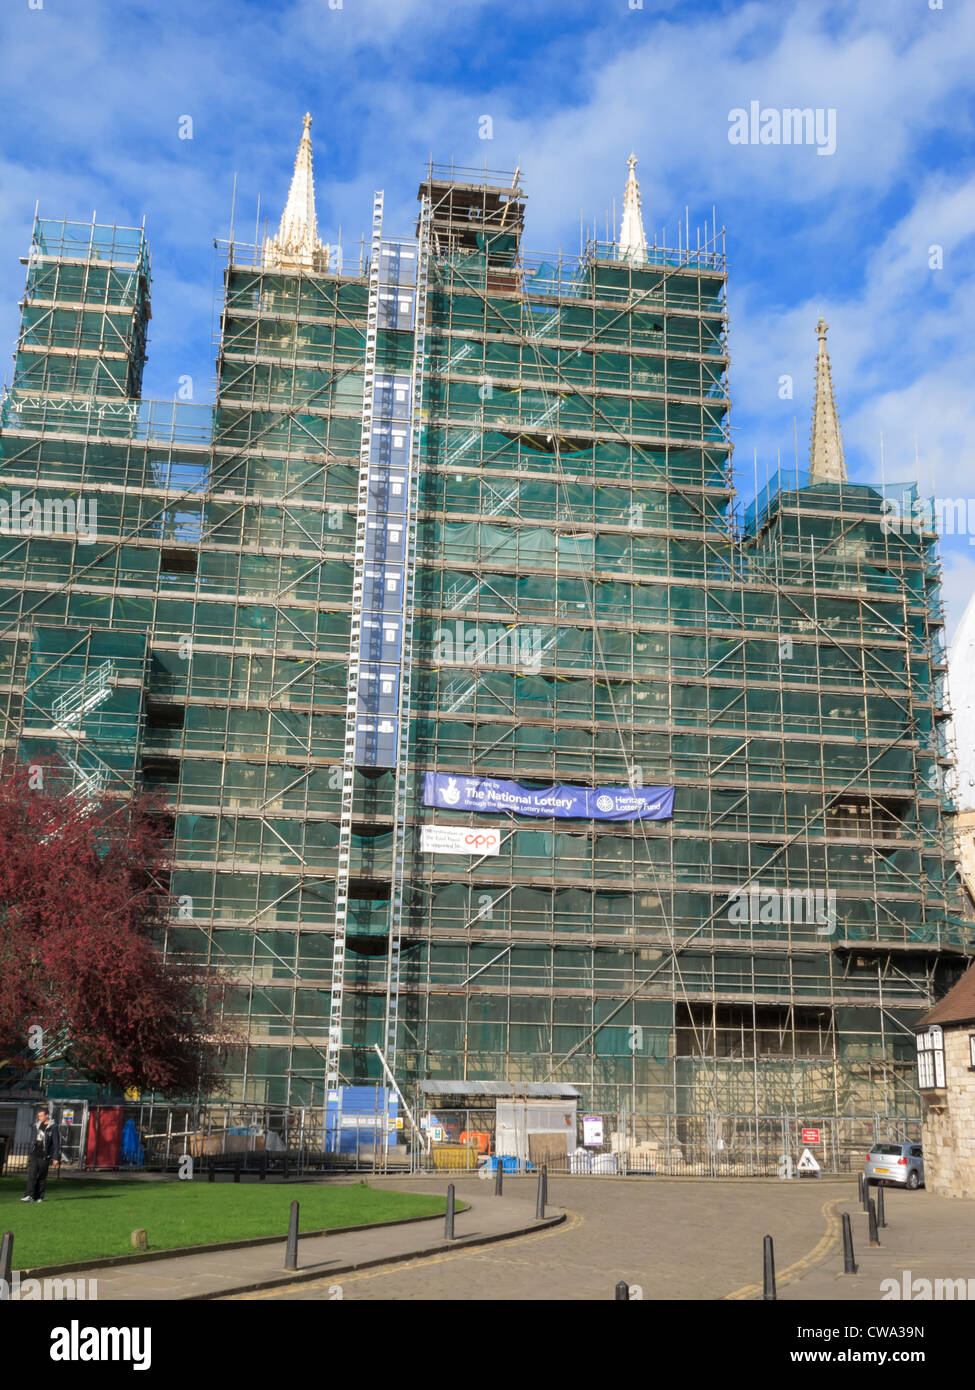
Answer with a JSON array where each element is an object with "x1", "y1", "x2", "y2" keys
[{"x1": 422, "y1": 774, "x2": 674, "y2": 822}]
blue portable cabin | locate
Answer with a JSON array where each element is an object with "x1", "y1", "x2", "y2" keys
[{"x1": 325, "y1": 1086, "x2": 400, "y2": 1156}]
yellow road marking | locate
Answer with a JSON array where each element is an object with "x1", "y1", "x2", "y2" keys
[
  {"x1": 229, "y1": 1195, "x2": 842, "y2": 1303},
  {"x1": 229, "y1": 1209, "x2": 584, "y2": 1300},
  {"x1": 724, "y1": 1198, "x2": 842, "y2": 1300}
]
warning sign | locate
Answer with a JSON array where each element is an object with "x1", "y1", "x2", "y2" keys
[{"x1": 797, "y1": 1147, "x2": 821, "y2": 1176}]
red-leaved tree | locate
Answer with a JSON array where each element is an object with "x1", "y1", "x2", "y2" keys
[{"x1": 0, "y1": 757, "x2": 238, "y2": 1096}]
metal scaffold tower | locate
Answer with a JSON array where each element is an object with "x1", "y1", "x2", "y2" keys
[
  {"x1": 326, "y1": 192, "x2": 433, "y2": 1091},
  {"x1": 327, "y1": 191, "x2": 385, "y2": 1092},
  {"x1": 385, "y1": 194, "x2": 432, "y2": 1075}
]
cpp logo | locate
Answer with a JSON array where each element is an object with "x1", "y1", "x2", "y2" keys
[{"x1": 464, "y1": 832, "x2": 498, "y2": 850}]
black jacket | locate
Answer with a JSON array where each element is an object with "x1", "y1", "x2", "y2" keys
[{"x1": 31, "y1": 1121, "x2": 61, "y2": 1162}]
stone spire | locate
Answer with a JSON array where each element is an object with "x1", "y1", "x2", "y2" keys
[
  {"x1": 618, "y1": 153, "x2": 647, "y2": 265},
  {"x1": 263, "y1": 113, "x2": 329, "y2": 274},
  {"x1": 808, "y1": 317, "x2": 847, "y2": 483}
]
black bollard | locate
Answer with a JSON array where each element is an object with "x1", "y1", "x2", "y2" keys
[
  {"x1": 868, "y1": 1197, "x2": 881, "y2": 1248},
  {"x1": 762, "y1": 1234, "x2": 776, "y2": 1301},
  {"x1": 841, "y1": 1212, "x2": 858, "y2": 1274},
  {"x1": 445, "y1": 1183, "x2": 455, "y2": 1240},
  {"x1": 494, "y1": 1160, "x2": 503, "y2": 1197},
  {"x1": 862, "y1": 1178, "x2": 871, "y2": 1213},
  {"x1": 876, "y1": 1183, "x2": 886, "y2": 1229},
  {"x1": 541, "y1": 1164, "x2": 548, "y2": 1209},
  {"x1": 234, "y1": 1156, "x2": 242, "y2": 1183},
  {"x1": 284, "y1": 1200, "x2": 300, "y2": 1270},
  {"x1": 857, "y1": 1173, "x2": 864, "y2": 1207},
  {"x1": 535, "y1": 1168, "x2": 546, "y2": 1219},
  {"x1": 207, "y1": 1161, "x2": 215, "y2": 1183},
  {"x1": 0, "y1": 1230, "x2": 12, "y2": 1300},
  {"x1": 615, "y1": 1280, "x2": 630, "y2": 1301},
  {"x1": 259, "y1": 1150, "x2": 267, "y2": 1182}
]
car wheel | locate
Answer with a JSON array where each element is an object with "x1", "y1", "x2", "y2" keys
[{"x1": 907, "y1": 1170, "x2": 920, "y2": 1190}]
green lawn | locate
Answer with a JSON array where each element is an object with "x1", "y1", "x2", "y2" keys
[{"x1": 0, "y1": 1176, "x2": 448, "y2": 1269}]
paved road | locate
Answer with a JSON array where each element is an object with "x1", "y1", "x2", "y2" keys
[
  {"x1": 776, "y1": 1184, "x2": 975, "y2": 1301},
  {"x1": 229, "y1": 1175, "x2": 850, "y2": 1301}
]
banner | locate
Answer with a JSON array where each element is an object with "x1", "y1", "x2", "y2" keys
[
  {"x1": 422, "y1": 774, "x2": 674, "y2": 822},
  {"x1": 420, "y1": 825, "x2": 501, "y2": 856}
]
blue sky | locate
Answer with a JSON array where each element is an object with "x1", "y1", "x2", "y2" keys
[{"x1": 2, "y1": 0, "x2": 975, "y2": 631}]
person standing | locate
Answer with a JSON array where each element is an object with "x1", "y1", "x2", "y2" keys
[{"x1": 21, "y1": 1106, "x2": 60, "y2": 1203}]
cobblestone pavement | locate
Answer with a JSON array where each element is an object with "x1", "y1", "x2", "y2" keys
[
  {"x1": 229, "y1": 1175, "x2": 855, "y2": 1301},
  {"x1": 773, "y1": 1184, "x2": 975, "y2": 1301}
]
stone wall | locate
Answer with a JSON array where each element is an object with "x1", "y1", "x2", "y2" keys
[
  {"x1": 921, "y1": 1026, "x2": 975, "y2": 1198},
  {"x1": 954, "y1": 809, "x2": 975, "y2": 905}
]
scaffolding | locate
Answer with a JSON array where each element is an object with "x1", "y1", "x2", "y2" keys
[{"x1": 0, "y1": 167, "x2": 969, "y2": 1126}]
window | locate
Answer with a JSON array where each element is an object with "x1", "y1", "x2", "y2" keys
[
  {"x1": 970, "y1": 1034, "x2": 975, "y2": 1069},
  {"x1": 160, "y1": 548, "x2": 197, "y2": 576},
  {"x1": 916, "y1": 1026, "x2": 946, "y2": 1089},
  {"x1": 911, "y1": 1147, "x2": 923, "y2": 1159}
]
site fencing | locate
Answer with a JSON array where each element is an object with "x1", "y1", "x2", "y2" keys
[
  {"x1": 0, "y1": 1099, "x2": 90, "y2": 1175},
  {"x1": 411, "y1": 1108, "x2": 922, "y2": 1178},
  {"x1": 0, "y1": 1099, "x2": 408, "y2": 1178},
  {"x1": 0, "y1": 1099, "x2": 921, "y2": 1179}
]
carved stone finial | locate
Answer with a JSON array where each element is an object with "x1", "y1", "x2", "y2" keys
[
  {"x1": 263, "y1": 114, "x2": 329, "y2": 274},
  {"x1": 809, "y1": 318, "x2": 847, "y2": 483},
  {"x1": 619, "y1": 153, "x2": 647, "y2": 265}
]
